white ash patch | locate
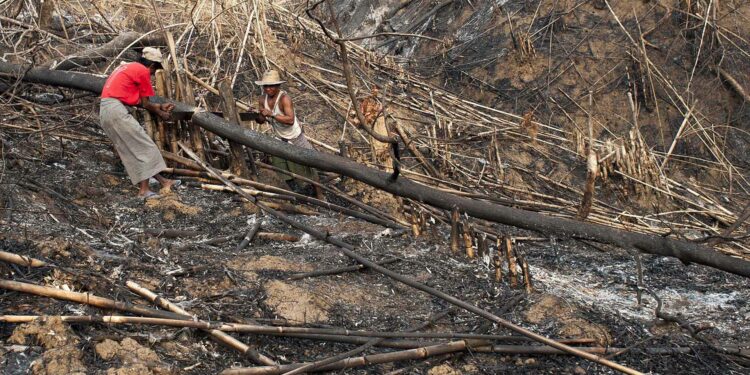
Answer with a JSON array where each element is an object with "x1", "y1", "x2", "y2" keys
[{"x1": 530, "y1": 265, "x2": 749, "y2": 335}]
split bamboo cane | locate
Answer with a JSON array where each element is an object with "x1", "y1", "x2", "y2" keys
[{"x1": 0, "y1": 251, "x2": 47, "y2": 267}]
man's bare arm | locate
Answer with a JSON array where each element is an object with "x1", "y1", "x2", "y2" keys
[
  {"x1": 274, "y1": 95, "x2": 295, "y2": 126},
  {"x1": 141, "y1": 97, "x2": 173, "y2": 121}
]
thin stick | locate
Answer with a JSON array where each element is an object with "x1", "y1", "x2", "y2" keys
[
  {"x1": 223, "y1": 341, "x2": 470, "y2": 374},
  {"x1": 661, "y1": 104, "x2": 694, "y2": 170}
]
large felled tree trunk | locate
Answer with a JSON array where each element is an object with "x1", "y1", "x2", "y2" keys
[{"x1": 2, "y1": 61, "x2": 749, "y2": 278}]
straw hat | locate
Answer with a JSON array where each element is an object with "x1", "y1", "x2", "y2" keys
[
  {"x1": 142, "y1": 47, "x2": 163, "y2": 63},
  {"x1": 255, "y1": 70, "x2": 286, "y2": 86}
]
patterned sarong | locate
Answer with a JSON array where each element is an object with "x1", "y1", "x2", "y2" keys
[
  {"x1": 99, "y1": 98, "x2": 166, "y2": 184},
  {"x1": 270, "y1": 133, "x2": 319, "y2": 182}
]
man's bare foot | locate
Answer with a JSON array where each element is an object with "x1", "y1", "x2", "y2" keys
[
  {"x1": 160, "y1": 179, "x2": 182, "y2": 191},
  {"x1": 138, "y1": 191, "x2": 160, "y2": 200}
]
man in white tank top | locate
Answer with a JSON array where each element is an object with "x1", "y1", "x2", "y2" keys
[{"x1": 255, "y1": 70, "x2": 324, "y2": 200}]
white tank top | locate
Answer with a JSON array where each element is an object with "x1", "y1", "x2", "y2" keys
[{"x1": 264, "y1": 91, "x2": 302, "y2": 140}]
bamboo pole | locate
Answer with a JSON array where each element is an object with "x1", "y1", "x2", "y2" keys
[
  {"x1": 182, "y1": 76, "x2": 207, "y2": 161},
  {"x1": 578, "y1": 91, "x2": 597, "y2": 220},
  {"x1": 0, "y1": 279, "x2": 186, "y2": 320},
  {"x1": 154, "y1": 70, "x2": 168, "y2": 151},
  {"x1": 222, "y1": 341, "x2": 470, "y2": 374},
  {"x1": 520, "y1": 255, "x2": 533, "y2": 294},
  {"x1": 463, "y1": 222, "x2": 475, "y2": 259},
  {"x1": 0, "y1": 251, "x2": 47, "y2": 267},
  {"x1": 125, "y1": 280, "x2": 276, "y2": 366},
  {"x1": 0, "y1": 315, "x2": 599, "y2": 344},
  {"x1": 236, "y1": 220, "x2": 263, "y2": 251}
]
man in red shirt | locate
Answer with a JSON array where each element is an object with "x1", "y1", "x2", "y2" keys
[{"x1": 100, "y1": 47, "x2": 178, "y2": 199}]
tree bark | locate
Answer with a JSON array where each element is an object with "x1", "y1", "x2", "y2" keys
[
  {"x1": 218, "y1": 80, "x2": 252, "y2": 178},
  {"x1": 2, "y1": 62, "x2": 749, "y2": 278}
]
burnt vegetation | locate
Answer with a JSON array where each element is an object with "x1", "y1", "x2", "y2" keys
[{"x1": 1, "y1": 0, "x2": 750, "y2": 374}]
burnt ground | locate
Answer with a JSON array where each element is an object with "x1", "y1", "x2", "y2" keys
[{"x1": 1, "y1": 118, "x2": 749, "y2": 374}]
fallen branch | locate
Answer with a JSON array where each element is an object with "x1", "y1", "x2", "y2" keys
[{"x1": 0, "y1": 314, "x2": 595, "y2": 344}]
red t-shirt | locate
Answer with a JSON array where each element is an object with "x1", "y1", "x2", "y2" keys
[{"x1": 101, "y1": 63, "x2": 155, "y2": 106}]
